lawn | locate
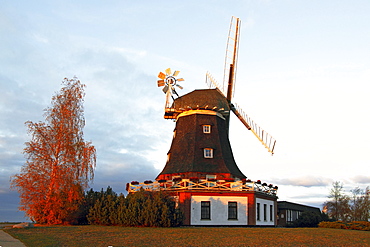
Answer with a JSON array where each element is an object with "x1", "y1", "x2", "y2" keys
[{"x1": 4, "y1": 226, "x2": 370, "y2": 247}]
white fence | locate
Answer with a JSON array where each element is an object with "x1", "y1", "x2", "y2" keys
[{"x1": 127, "y1": 179, "x2": 278, "y2": 196}]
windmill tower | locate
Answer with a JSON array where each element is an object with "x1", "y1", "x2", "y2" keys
[
  {"x1": 156, "y1": 17, "x2": 275, "y2": 181},
  {"x1": 128, "y1": 17, "x2": 278, "y2": 226}
]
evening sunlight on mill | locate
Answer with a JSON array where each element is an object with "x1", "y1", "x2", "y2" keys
[{"x1": 1, "y1": 1, "x2": 370, "y2": 246}]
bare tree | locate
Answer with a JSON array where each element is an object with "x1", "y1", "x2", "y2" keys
[
  {"x1": 323, "y1": 181, "x2": 350, "y2": 221},
  {"x1": 12, "y1": 77, "x2": 96, "y2": 224},
  {"x1": 350, "y1": 186, "x2": 370, "y2": 221}
]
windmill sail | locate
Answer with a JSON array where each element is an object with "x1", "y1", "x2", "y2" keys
[
  {"x1": 205, "y1": 17, "x2": 277, "y2": 155},
  {"x1": 231, "y1": 103, "x2": 276, "y2": 155},
  {"x1": 223, "y1": 16, "x2": 241, "y2": 101},
  {"x1": 206, "y1": 72, "x2": 226, "y2": 96}
]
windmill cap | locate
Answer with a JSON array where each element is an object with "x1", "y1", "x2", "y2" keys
[{"x1": 172, "y1": 89, "x2": 230, "y2": 112}]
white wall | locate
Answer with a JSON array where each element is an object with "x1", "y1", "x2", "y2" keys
[
  {"x1": 255, "y1": 198, "x2": 275, "y2": 225},
  {"x1": 190, "y1": 195, "x2": 248, "y2": 225}
]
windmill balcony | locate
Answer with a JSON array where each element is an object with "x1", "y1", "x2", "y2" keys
[{"x1": 126, "y1": 178, "x2": 278, "y2": 196}]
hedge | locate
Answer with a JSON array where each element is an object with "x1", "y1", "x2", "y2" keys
[{"x1": 318, "y1": 221, "x2": 370, "y2": 231}]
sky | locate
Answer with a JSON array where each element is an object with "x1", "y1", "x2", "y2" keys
[{"x1": 1, "y1": 0, "x2": 369, "y2": 222}]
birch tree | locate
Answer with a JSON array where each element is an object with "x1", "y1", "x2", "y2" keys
[{"x1": 12, "y1": 77, "x2": 96, "y2": 224}]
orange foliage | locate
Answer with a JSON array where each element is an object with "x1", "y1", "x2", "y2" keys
[
  {"x1": 319, "y1": 221, "x2": 370, "y2": 231},
  {"x1": 11, "y1": 77, "x2": 96, "y2": 225}
]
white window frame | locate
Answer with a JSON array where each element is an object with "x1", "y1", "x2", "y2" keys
[
  {"x1": 201, "y1": 201, "x2": 211, "y2": 220},
  {"x1": 203, "y1": 125, "x2": 211, "y2": 133},
  {"x1": 270, "y1": 205, "x2": 273, "y2": 221},
  {"x1": 228, "y1": 201, "x2": 238, "y2": 220},
  {"x1": 204, "y1": 148, "x2": 213, "y2": 158},
  {"x1": 206, "y1": 174, "x2": 216, "y2": 180},
  {"x1": 257, "y1": 203, "x2": 261, "y2": 221}
]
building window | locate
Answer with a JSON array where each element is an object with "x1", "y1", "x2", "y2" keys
[
  {"x1": 270, "y1": 205, "x2": 273, "y2": 221},
  {"x1": 257, "y1": 203, "x2": 260, "y2": 221},
  {"x1": 287, "y1": 209, "x2": 292, "y2": 222},
  {"x1": 228, "y1": 202, "x2": 238, "y2": 220},
  {"x1": 201, "y1": 201, "x2": 211, "y2": 220},
  {"x1": 292, "y1": 210, "x2": 299, "y2": 221},
  {"x1": 203, "y1": 125, "x2": 211, "y2": 133},
  {"x1": 286, "y1": 209, "x2": 300, "y2": 222},
  {"x1": 206, "y1": 174, "x2": 216, "y2": 180},
  {"x1": 263, "y1": 204, "x2": 267, "y2": 221},
  {"x1": 204, "y1": 148, "x2": 213, "y2": 158}
]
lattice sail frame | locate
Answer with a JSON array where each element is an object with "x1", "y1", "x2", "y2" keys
[
  {"x1": 231, "y1": 104, "x2": 276, "y2": 154},
  {"x1": 205, "y1": 16, "x2": 276, "y2": 155},
  {"x1": 223, "y1": 16, "x2": 241, "y2": 99}
]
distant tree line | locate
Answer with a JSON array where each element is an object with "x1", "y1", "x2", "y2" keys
[
  {"x1": 323, "y1": 181, "x2": 370, "y2": 222},
  {"x1": 76, "y1": 187, "x2": 183, "y2": 227},
  {"x1": 290, "y1": 181, "x2": 369, "y2": 228}
]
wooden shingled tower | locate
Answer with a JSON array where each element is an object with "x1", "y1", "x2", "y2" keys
[{"x1": 156, "y1": 88, "x2": 246, "y2": 181}]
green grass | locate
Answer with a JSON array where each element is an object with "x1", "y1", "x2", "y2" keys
[{"x1": 4, "y1": 225, "x2": 370, "y2": 247}]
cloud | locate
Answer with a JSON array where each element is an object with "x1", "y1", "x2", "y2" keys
[
  {"x1": 0, "y1": 10, "x2": 174, "y2": 220},
  {"x1": 350, "y1": 175, "x2": 370, "y2": 184},
  {"x1": 272, "y1": 176, "x2": 333, "y2": 187}
]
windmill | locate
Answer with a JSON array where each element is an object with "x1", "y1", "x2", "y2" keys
[
  {"x1": 155, "y1": 16, "x2": 276, "y2": 182},
  {"x1": 128, "y1": 17, "x2": 278, "y2": 226}
]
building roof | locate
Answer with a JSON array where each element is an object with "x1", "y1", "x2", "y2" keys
[
  {"x1": 172, "y1": 89, "x2": 230, "y2": 112},
  {"x1": 277, "y1": 201, "x2": 321, "y2": 213}
]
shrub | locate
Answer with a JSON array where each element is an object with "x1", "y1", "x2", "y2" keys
[
  {"x1": 87, "y1": 192, "x2": 119, "y2": 225},
  {"x1": 292, "y1": 211, "x2": 322, "y2": 227},
  {"x1": 318, "y1": 221, "x2": 370, "y2": 231},
  {"x1": 88, "y1": 189, "x2": 183, "y2": 227}
]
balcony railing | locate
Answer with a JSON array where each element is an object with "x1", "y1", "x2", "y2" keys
[{"x1": 127, "y1": 179, "x2": 278, "y2": 196}]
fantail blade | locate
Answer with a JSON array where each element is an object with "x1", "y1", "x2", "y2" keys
[
  {"x1": 157, "y1": 80, "x2": 165, "y2": 87},
  {"x1": 158, "y1": 72, "x2": 166, "y2": 79},
  {"x1": 162, "y1": 85, "x2": 169, "y2": 93}
]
